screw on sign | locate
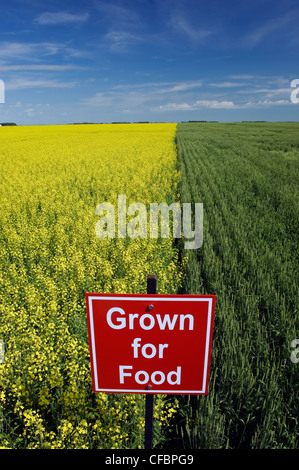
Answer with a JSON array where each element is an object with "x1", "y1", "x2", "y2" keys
[{"x1": 85, "y1": 276, "x2": 216, "y2": 448}]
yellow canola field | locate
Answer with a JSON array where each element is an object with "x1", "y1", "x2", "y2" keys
[{"x1": 0, "y1": 123, "x2": 182, "y2": 449}]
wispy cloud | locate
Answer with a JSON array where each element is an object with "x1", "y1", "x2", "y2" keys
[
  {"x1": 209, "y1": 82, "x2": 245, "y2": 88},
  {"x1": 172, "y1": 15, "x2": 213, "y2": 44},
  {"x1": 0, "y1": 42, "x2": 38, "y2": 61},
  {"x1": 157, "y1": 98, "x2": 291, "y2": 112},
  {"x1": 2, "y1": 102, "x2": 52, "y2": 119},
  {"x1": 81, "y1": 74, "x2": 294, "y2": 115},
  {"x1": 82, "y1": 80, "x2": 208, "y2": 112},
  {"x1": 104, "y1": 30, "x2": 143, "y2": 51},
  {"x1": 157, "y1": 100, "x2": 237, "y2": 111},
  {"x1": 169, "y1": 6, "x2": 216, "y2": 46},
  {"x1": 236, "y1": 87, "x2": 291, "y2": 97},
  {"x1": 95, "y1": 1, "x2": 140, "y2": 28},
  {"x1": 81, "y1": 90, "x2": 150, "y2": 112},
  {"x1": 0, "y1": 41, "x2": 88, "y2": 64},
  {"x1": 0, "y1": 64, "x2": 83, "y2": 71},
  {"x1": 35, "y1": 11, "x2": 89, "y2": 25},
  {"x1": 111, "y1": 80, "x2": 202, "y2": 93},
  {"x1": 230, "y1": 76, "x2": 292, "y2": 103},
  {"x1": 245, "y1": 99, "x2": 290, "y2": 107},
  {"x1": 244, "y1": 9, "x2": 299, "y2": 47},
  {"x1": 163, "y1": 81, "x2": 203, "y2": 93},
  {"x1": 229, "y1": 74, "x2": 258, "y2": 80},
  {"x1": 6, "y1": 78, "x2": 76, "y2": 90},
  {"x1": 94, "y1": 0, "x2": 144, "y2": 51}
]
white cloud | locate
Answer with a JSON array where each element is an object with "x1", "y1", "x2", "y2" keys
[
  {"x1": 0, "y1": 42, "x2": 38, "y2": 61},
  {"x1": 111, "y1": 80, "x2": 202, "y2": 93},
  {"x1": 170, "y1": 12, "x2": 213, "y2": 44},
  {"x1": 6, "y1": 78, "x2": 76, "y2": 90},
  {"x1": 104, "y1": 30, "x2": 143, "y2": 51},
  {"x1": 244, "y1": 99, "x2": 290, "y2": 107},
  {"x1": 237, "y1": 87, "x2": 291, "y2": 96},
  {"x1": 209, "y1": 82, "x2": 245, "y2": 88},
  {"x1": 0, "y1": 41, "x2": 87, "y2": 64},
  {"x1": 95, "y1": 1, "x2": 144, "y2": 52},
  {"x1": 35, "y1": 11, "x2": 89, "y2": 25},
  {"x1": 157, "y1": 100, "x2": 237, "y2": 111},
  {"x1": 95, "y1": 1, "x2": 140, "y2": 26},
  {"x1": 0, "y1": 65, "x2": 82, "y2": 71},
  {"x1": 169, "y1": 7, "x2": 215, "y2": 46},
  {"x1": 244, "y1": 10, "x2": 299, "y2": 47},
  {"x1": 79, "y1": 75, "x2": 294, "y2": 118},
  {"x1": 157, "y1": 97, "x2": 291, "y2": 111},
  {"x1": 0, "y1": 101, "x2": 52, "y2": 122},
  {"x1": 229, "y1": 74, "x2": 256, "y2": 80},
  {"x1": 81, "y1": 90, "x2": 149, "y2": 110},
  {"x1": 81, "y1": 80, "x2": 204, "y2": 112},
  {"x1": 161, "y1": 81, "x2": 203, "y2": 93}
]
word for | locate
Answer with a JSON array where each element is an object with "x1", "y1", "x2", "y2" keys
[
  {"x1": 290, "y1": 339, "x2": 299, "y2": 363},
  {"x1": 95, "y1": 194, "x2": 203, "y2": 249},
  {"x1": 106, "y1": 307, "x2": 194, "y2": 331},
  {"x1": 290, "y1": 79, "x2": 299, "y2": 104},
  {"x1": 131, "y1": 338, "x2": 168, "y2": 358}
]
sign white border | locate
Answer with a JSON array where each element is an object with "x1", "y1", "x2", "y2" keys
[{"x1": 87, "y1": 295, "x2": 214, "y2": 394}]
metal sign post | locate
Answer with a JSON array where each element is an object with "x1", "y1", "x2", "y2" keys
[{"x1": 144, "y1": 274, "x2": 157, "y2": 450}]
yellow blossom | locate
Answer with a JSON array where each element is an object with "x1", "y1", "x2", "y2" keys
[{"x1": 0, "y1": 123, "x2": 180, "y2": 449}]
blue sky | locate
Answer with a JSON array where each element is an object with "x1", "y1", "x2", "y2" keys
[{"x1": 0, "y1": 0, "x2": 299, "y2": 124}]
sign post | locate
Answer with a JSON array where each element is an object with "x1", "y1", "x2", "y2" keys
[
  {"x1": 144, "y1": 275, "x2": 157, "y2": 449},
  {"x1": 85, "y1": 279, "x2": 216, "y2": 448}
]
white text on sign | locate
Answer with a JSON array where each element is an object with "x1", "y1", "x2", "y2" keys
[
  {"x1": 106, "y1": 307, "x2": 194, "y2": 386},
  {"x1": 106, "y1": 307, "x2": 194, "y2": 330}
]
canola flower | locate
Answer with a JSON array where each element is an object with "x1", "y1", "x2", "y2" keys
[{"x1": 0, "y1": 123, "x2": 183, "y2": 449}]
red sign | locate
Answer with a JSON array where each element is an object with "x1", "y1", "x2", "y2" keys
[{"x1": 85, "y1": 293, "x2": 216, "y2": 395}]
